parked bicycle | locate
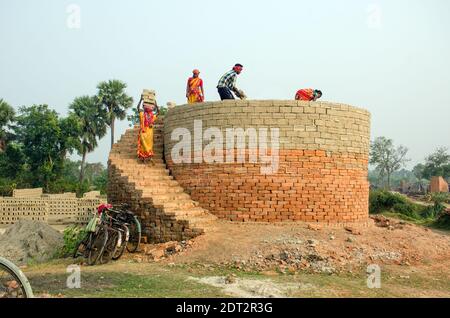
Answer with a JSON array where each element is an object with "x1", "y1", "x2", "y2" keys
[
  {"x1": 0, "y1": 257, "x2": 34, "y2": 298},
  {"x1": 112, "y1": 203, "x2": 142, "y2": 253},
  {"x1": 73, "y1": 214, "x2": 108, "y2": 266},
  {"x1": 98, "y1": 207, "x2": 130, "y2": 264},
  {"x1": 73, "y1": 203, "x2": 142, "y2": 265}
]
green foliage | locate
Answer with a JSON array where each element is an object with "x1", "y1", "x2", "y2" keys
[
  {"x1": 0, "y1": 177, "x2": 16, "y2": 196},
  {"x1": 127, "y1": 108, "x2": 139, "y2": 127},
  {"x1": 59, "y1": 225, "x2": 86, "y2": 257},
  {"x1": 0, "y1": 99, "x2": 15, "y2": 127},
  {"x1": 421, "y1": 204, "x2": 444, "y2": 219},
  {"x1": 430, "y1": 192, "x2": 450, "y2": 205},
  {"x1": 434, "y1": 212, "x2": 450, "y2": 230},
  {"x1": 97, "y1": 80, "x2": 134, "y2": 122},
  {"x1": 97, "y1": 80, "x2": 133, "y2": 147},
  {"x1": 69, "y1": 95, "x2": 108, "y2": 183},
  {"x1": 0, "y1": 98, "x2": 15, "y2": 141},
  {"x1": 420, "y1": 148, "x2": 450, "y2": 180},
  {"x1": 158, "y1": 106, "x2": 168, "y2": 116},
  {"x1": 421, "y1": 193, "x2": 449, "y2": 219},
  {"x1": 92, "y1": 169, "x2": 108, "y2": 194},
  {"x1": 0, "y1": 142, "x2": 26, "y2": 179},
  {"x1": 370, "y1": 137, "x2": 409, "y2": 190},
  {"x1": 369, "y1": 190, "x2": 421, "y2": 219},
  {"x1": 370, "y1": 190, "x2": 450, "y2": 231},
  {"x1": 13, "y1": 105, "x2": 78, "y2": 191}
]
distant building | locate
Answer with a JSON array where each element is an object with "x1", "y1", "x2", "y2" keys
[{"x1": 429, "y1": 176, "x2": 449, "y2": 193}]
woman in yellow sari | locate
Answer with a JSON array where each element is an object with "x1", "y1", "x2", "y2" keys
[
  {"x1": 186, "y1": 69, "x2": 205, "y2": 104},
  {"x1": 137, "y1": 98, "x2": 159, "y2": 164}
]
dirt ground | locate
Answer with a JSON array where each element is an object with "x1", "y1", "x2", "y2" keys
[
  {"x1": 153, "y1": 217, "x2": 450, "y2": 273},
  {"x1": 17, "y1": 215, "x2": 450, "y2": 298}
]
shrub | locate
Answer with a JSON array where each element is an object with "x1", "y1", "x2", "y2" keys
[
  {"x1": 59, "y1": 225, "x2": 86, "y2": 257},
  {"x1": 434, "y1": 212, "x2": 450, "y2": 230},
  {"x1": 369, "y1": 190, "x2": 421, "y2": 219}
]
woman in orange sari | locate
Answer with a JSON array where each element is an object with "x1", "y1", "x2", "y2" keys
[
  {"x1": 186, "y1": 69, "x2": 205, "y2": 104},
  {"x1": 137, "y1": 98, "x2": 159, "y2": 164}
]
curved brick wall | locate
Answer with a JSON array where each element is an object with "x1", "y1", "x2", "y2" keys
[{"x1": 164, "y1": 100, "x2": 371, "y2": 224}]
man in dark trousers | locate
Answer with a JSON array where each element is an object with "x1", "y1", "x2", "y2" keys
[{"x1": 217, "y1": 64, "x2": 245, "y2": 100}]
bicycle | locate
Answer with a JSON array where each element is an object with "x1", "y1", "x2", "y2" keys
[
  {"x1": 73, "y1": 203, "x2": 141, "y2": 265},
  {"x1": 113, "y1": 203, "x2": 142, "y2": 253},
  {"x1": 99, "y1": 208, "x2": 130, "y2": 264},
  {"x1": 0, "y1": 257, "x2": 34, "y2": 298},
  {"x1": 73, "y1": 215, "x2": 108, "y2": 266}
]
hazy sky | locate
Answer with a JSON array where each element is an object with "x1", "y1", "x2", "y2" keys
[{"x1": 1, "y1": 0, "x2": 449, "y2": 168}]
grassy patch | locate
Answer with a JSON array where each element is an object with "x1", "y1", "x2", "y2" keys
[
  {"x1": 22, "y1": 260, "x2": 450, "y2": 298},
  {"x1": 27, "y1": 265, "x2": 227, "y2": 298}
]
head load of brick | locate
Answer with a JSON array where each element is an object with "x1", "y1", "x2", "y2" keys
[{"x1": 142, "y1": 89, "x2": 156, "y2": 105}]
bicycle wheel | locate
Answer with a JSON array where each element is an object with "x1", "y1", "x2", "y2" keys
[
  {"x1": 100, "y1": 228, "x2": 119, "y2": 264},
  {"x1": 112, "y1": 225, "x2": 129, "y2": 261},
  {"x1": 73, "y1": 233, "x2": 91, "y2": 259},
  {"x1": 88, "y1": 225, "x2": 108, "y2": 266},
  {"x1": 0, "y1": 257, "x2": 34, "y2": 298},
  {"x1": 126, "y1": 216, "x2": 141, "y2": 253}
]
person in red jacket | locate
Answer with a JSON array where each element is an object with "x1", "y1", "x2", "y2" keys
[{"x1": 295, "y1": 88, "x2": 322, "y2": 101}]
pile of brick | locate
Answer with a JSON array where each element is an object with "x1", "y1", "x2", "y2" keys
[
  {"x1": 0, "y1": 197, "x2": 48, "y2": 224},
  {"x1": 430, "y1": 176, "x2": 449, "y2": 193},
  {"x1": 0, "y1": 190, "x2": 104, "y2": 225},
  {"x1": 12, "y1": 188, "x2": 43, "y2": 198},
  {"x1": 107, "y1": 116, "x2": 217, "y2": 243},
  {"x1": 163, "y1": 100, "x2": 371, "y2": 224}
]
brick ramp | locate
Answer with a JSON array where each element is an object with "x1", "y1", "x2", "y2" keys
[{"x1": 107, "y1": 119, "x2": 217, "y2": 243}]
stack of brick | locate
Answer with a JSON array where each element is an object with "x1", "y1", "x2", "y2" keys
[
  {"x1": 142, "y1": 89, "x2": 156, "y2": 105},
  {"x1": 83, "y1": 191, "x2": 101, "y2": 199},
  {"x1": 0, "y1": 198, "x2": 48, "y2": 224},
  {"x1": 12, "y1": 188, "x2": 43, "y2": 198},
  {"x1": 163, "y1": 100, "x2": 371, "y2": 225},
  {"x1": 430, "y1": 176, "x2": 449, "y2": 193},
  {"x1": 0, "y1": 191, "x2": 103, "y2": 225},
  {"x1": 107, "y1": 117, "x2": 217, "y2": 243}
]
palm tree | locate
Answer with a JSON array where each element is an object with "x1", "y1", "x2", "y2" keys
[
  {"x1": 69, "y1": 96, "x2": 108, "y2": 183},
  {"x1": 0, "y1": 99, "x2": 16, "y2": 151},
  {"x1": 96, "y1": 80, "x2": 133, "y2": 148}
]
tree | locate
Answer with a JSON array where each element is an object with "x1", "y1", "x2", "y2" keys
[
  {"x1": 412, "y1": 163, "x2": 428, "y2": 192},
  {"x1": 421, "y1": 147, "x2": 450, "y2": 180},
  {"x1": 14, "y1": 105, "x2": 79, "y2": 191},
  {"x1": 96, "y1": 80, "x2": 133, "y2": 148},
  {"x1": 69, "y1": 96, "x2": 108, "y2": 184},
  {"x1": 0, "y1": 143, "x2": 26, "y2": 180},
  {"x1": 369, "y1": 137, "x2": 410, "y2": 190},
  {"x1": 0, "y1": 99, "x2": 16, "y2": 151}
]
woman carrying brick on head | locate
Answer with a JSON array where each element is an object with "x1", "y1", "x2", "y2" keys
[
  {"x1": 137, "y1": 92, "x2": 159, "y2": 165},
  {"x1": 186, "y1": 69, "x2": 205, "y2": 104}
]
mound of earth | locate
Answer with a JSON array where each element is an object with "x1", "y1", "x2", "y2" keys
[{"x1": 0, "y1": 220, "x2": 63, "y2": 265}]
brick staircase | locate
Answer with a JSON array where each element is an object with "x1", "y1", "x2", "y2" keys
[{"x1": 107, "y1": 118, "x2": 217, "y2": 243}]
